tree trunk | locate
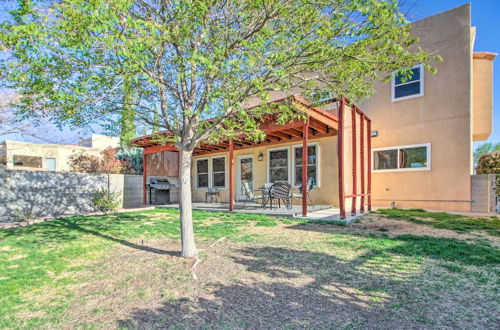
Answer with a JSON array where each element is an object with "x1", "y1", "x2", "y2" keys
[{"x1": 178, "y1": 148, "x2": 197, "y2": 258}]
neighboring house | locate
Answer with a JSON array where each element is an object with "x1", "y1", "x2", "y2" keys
[
  {"x1": 0, "y1": 134, "x2": 120, "y2": 172},
  {"x1": 132, "y1": 4, "x2": 496, "y2": 215}
]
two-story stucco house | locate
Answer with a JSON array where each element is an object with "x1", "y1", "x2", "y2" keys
[{"x1": 133, "y1": 4, "x2": 496, "y2": 218}]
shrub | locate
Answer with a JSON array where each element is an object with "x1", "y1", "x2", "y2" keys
[
  {"x1": 92, "y1": 187, "x2": 121, "y2": 212},
  {"x1": 117, "y1": 147, "x2": 143, "y2": 175},
  {"x1": 68, "y1": 152, "x2": 101, "y2": 173},
  {"x1": 476, "y1": 152, "x2": 500, "y2": 195},
  {"x1": 100, "y1": 147, "x2": 123, "y2": 174}
]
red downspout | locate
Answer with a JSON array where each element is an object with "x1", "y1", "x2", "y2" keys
[
  {"x1": 302, "y1": 118, "x2": 309, "y2": 216},
  {"x1": 360, "y1": 112, "x2": 365, "y2": 213},
  {"x1": 337, "y1": 97, "x2": 346, "y2": 219},
  {"x1": 351, "y1": 105, "x2": 357, "y2": 216}
]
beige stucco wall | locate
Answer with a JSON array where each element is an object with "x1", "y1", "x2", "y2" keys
[
  {"x1": 359, "y1": 4, "x2": 474, "y2": 212},
  {"x1": 4, "y1": 140, "x2": 104, "y2": 172},
  {"x1": 191, "y1": 136, "x2": 339, "y2": 206},
  {"x1": 472, "y1": 53, "x2": 496, "y2": 141}
]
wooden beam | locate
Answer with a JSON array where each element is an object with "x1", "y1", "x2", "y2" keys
[
  {"x1": 144, "y1": 145, "x2": 177, "y2": 155},
  {"x1": 266, "y1": 134, "x2": 282, "y2": 141},
  {"x1": 283, "y1": 129, "x2": 302, "y2": 138},
  {"x1": 143, "y1": 153, "x2": 147, "y2": 205},
  {"x1": 291, "y1": 101, "x2": 338, "y2": 129},
  {"x1": 367, "y1": 119, "x2": 372, "y2": 211},
  {"x1": 351, "y1": 106, "x2": 357, "y2": 216},
  {"x1": 229, "y1": 140, "x2": 234, "y2": 211},
  {"x1": 302, "y1": 119, "x2": 309, "y2": 216},
  {"x1": 268, "y1": 131, "x2": 292, "y2": 139},
  {"x1": 259, "y1": 120, "x2": 303, "y2": 132},
  {"x1": 360, "y1": 114, "x2": 365, "y2": 213},
  {"x1": 338, "y1": 97, "x2": 346, "y2": 220},
  {"x1": 309, "y1": 121, "x2": 329, "y2": 134}
]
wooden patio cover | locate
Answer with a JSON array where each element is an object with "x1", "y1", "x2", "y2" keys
[{"x1": 132, "y1": 96, "x2": 371, "y2": 219}]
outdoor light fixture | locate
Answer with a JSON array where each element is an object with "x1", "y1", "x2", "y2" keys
[
  {"x1": 371, "y1": 130, "x2": 378, "y2": 137},
  {"x1": 258, "y1": 152, "x2": 264, "y2": 161}
]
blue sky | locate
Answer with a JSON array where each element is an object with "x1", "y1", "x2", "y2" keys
[{"x1": 1, "y1": 0, "x2": 499, "y2": 146}]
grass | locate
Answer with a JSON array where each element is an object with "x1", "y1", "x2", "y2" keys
[
  {"x1": 0, "y1": 208, "x2": 498, "y2": 328},
  {"x1": 376, "y1": 208, "x2": 500, "y2": 236}
]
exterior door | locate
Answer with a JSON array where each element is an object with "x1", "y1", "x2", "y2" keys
[{"x1": 237, "y1": 156, "x2": 254, "y2": 201}]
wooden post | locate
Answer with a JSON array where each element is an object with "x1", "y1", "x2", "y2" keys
[
  {"x1": 360, "y1": 112, "x2": 365, "y2": 213},
  {"x1": 143, "y1": 152, "x2": 147, "y2": 205},
  {"x1": 302, "y1": 118, "x2": 309, "y2": 216},
  {"x1": 351, "y1": 105, "x2": 357, "y2": 216},
  {"x1": 367, "y1": 119, "x2": 372, "y2": 211},
  {"x1": 229, "y1": 140, "x2": 234, "y2": 211},
  {"x1": 337, "y1": 97, "x2": 346, "y2": 219}
]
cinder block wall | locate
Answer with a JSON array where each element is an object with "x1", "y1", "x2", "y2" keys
[{"x1": 0, "y1": 169, "x2": 144, "y2": 223}]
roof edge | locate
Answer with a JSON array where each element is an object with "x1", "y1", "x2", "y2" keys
[{"x1": 473, "y1": 51, "x2": 497, "y2": 60}]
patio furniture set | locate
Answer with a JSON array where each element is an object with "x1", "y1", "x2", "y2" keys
[
  {"x1": 205, "y1": 179, "x2": 315, "y2": 209},
  {"x1": 240, "y1": 178, "x2": 315, "y2": 210}
]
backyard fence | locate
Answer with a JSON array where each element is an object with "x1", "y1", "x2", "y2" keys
[
  {"x1": 0, "y1": 168, "x2": 144, "y2": 223},
  {"x1": 471, "y1": 174, "x2": 498, "y2": 213}
]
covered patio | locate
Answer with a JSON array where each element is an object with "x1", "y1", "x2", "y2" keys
[{"x1": 132, "y1": 96, "x2": 372, "y2": 219}]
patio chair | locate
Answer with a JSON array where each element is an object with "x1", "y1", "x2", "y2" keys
[
  {"x1": 259, "y1": 183, "x2": 274, "y2": 209},
  {"x1": 241, "y1": 182, "x2": 263, "y2": 208},
  {"x1": 295, "y1": 177, "x2": 315, "y2": 207},
  {"x1": 269, "y1": 182, "x2": 292, "y2": 210},
  {"x1": 205, "y1": 187, "x2": 220, "y2": 203}
]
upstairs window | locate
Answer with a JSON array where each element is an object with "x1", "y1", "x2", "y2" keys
[
  {"x1": 373, "y1": 143, "x2": 430, "y2": 172},
  {"x1": 392, "y1": 64, "x2": 424, "y2": 101}
]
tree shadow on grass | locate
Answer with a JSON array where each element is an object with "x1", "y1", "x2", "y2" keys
[
  {"x1": 112, "y1": 212, "x2": 500, "y2": 330},
  {"x1": 0, "y1": 213, "x2": 180, "y2": 256},
  {"x1": 116, "y1": 240, "x2": 497, "y2": 329}
]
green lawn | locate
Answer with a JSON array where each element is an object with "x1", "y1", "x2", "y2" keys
[{"x1": 0, "y1": 208, "x2": 498, "y2": 329}]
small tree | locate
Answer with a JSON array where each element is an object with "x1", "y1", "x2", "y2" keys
[
  {"x1": 1, "y1": 0, "x2": 438, "y2": 257},
  {"x1": 68, "y1": 152, "x2": 101, "y2": 173},
  {"x1": 120, "y1": 76, "x2": 137, "y2": 147},
  {"x1": 474, "y1": 143, "x2": 500, "y2": 172},
  {"x1": 476, "y1": 152, "x2": 500, "y2": 196}
]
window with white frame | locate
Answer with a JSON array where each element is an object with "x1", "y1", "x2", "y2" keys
[
  {"x1": 392, "y1": 64, "x2": 424, "y2": 101},
  {"x1": 212, "y1": 157, "x2": 226, "y2": 188},
  {"x1": 196, "y1": 158, "x2": 209, "y2": 188},
  {"x1": 269, "y1": 149, "x2": 289, "y2": 183},
  {"x1": 293, "y1": 145, "x2": 318, "y2": 187},
  {"x1": 373, "y1": 144, "x2": 430, "y2": 172}
]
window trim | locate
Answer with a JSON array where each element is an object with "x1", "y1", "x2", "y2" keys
[
  {"x1": 211, "y1": 155, "x2": 227, "y2": 189},
  {"x1": 195, "y1": 155, "x2": 228, "y2": 190},
  {"x1": 267, "y1": 146, "x2": 291, "y2": 184},
  {"x1": 372, "y1": 143, "x2": 431, "y2": 173},
  {"x1": 195, "y1": 157, "x2": 210, "y2": 189},
  {"x1": 391, "y1": 64, "x2": 424, "y2": 102},
  {"x1": 292, "y1": 142, "x2": 320, "y2": 188}
]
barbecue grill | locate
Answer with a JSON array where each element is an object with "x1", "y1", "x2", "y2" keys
[{"x1": 147, "y1": 177, "x2": 176, "y2": 204}]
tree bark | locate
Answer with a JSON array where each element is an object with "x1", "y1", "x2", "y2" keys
[{"x1": 178, "y1": 147, "x2": 197, "y2": 258}]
